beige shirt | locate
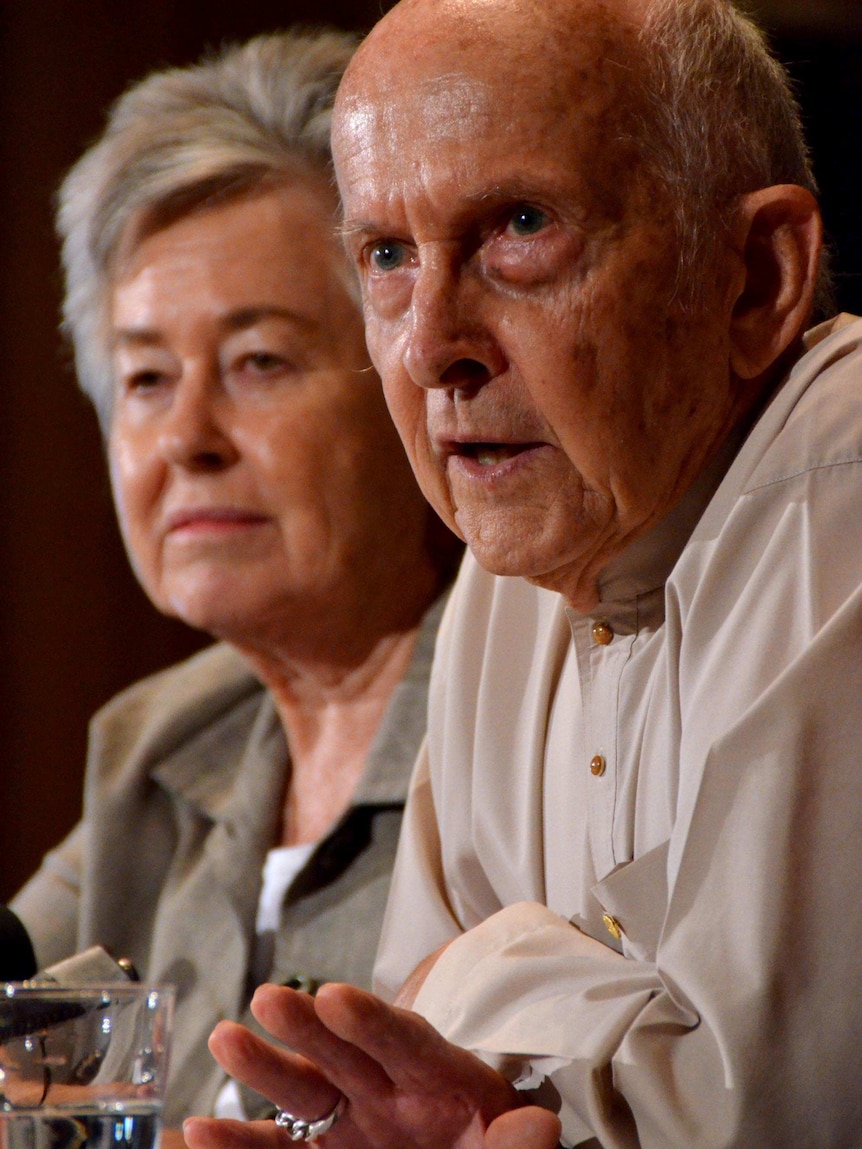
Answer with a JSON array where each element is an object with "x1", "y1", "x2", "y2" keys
[{"x1": 376, "y1": 316, "x2": 862, "y2": 1147}]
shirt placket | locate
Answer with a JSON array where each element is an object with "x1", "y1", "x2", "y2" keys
[{"x1": 570, "y1": 605, "x2": 637, "y2": 884}]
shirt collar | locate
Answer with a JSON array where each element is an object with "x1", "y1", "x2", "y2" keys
[
  {"x1": 595, "y1": 314, "x2": 862, "y2": 608},
  {"x1": 595, "y1": 430, "x2": 744, "y2": 607},
  {"x1": 150, "y1": 660, "x2": 286, "y2": 825}
]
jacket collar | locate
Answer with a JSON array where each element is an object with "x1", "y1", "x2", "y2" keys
[{"x1": 354, "y1": 589, "x2": 449, "y2": 807}]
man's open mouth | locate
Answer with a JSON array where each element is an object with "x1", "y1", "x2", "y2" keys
[{"x1": 456, "y1": 443, "x2": 535, "y2": 467}]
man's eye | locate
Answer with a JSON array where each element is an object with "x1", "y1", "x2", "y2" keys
[
  {"x1": 507, "y1": 204, "x2": 549, "y2": 236},
  {"x1": 369, "y1": 241, "x2": 406, "y2": 272}
]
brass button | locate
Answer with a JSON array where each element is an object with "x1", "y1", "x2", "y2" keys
[
  {"x1": 603, "y1": 914, "x2": 623, "y2": 941},
  {"x1": 590, "y1": 754, "x2": 606, "y2": 777},
  {"x1": 592, "y1": 621, "x2": 614, "y2": 645}
]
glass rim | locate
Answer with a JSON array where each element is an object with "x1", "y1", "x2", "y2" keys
[{"x1": 1, "y1": 982, "x2": 174, "y2": 999}]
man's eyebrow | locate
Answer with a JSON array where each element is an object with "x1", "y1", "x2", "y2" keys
[
  {"x1": 470, "y1": 178, "x2": 560, "y2": 205},
  {"x1": 336, "y1": 180, "x2": 569, "y2": 242},
  {"x1": 474, "y1": 182, "x2": 532, "y2": 202},
  {"x1": 338, "y1": 220, "x2": 377, "y2": 242}
]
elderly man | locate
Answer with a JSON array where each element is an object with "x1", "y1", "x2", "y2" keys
[{"x1": 184, "y1": 0, "x2": 862, "y2": 1145}]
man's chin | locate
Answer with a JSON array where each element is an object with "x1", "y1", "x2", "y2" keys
[
  {"x1": 465, "y1": 536, "x2": 562, "y2": 584},
  {"x1": 462, "y1": 534, "x2": 601, "y2": 610}
]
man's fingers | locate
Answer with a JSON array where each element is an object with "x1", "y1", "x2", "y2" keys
[
  {"x1": 201, "y1": 991, "x2": 530, "y2": 1149},
  {"x1": 314, "y1": 984, "x2": 452, "y2": 1082},
  {"x1": 250, "y1": 984, "x2": 394, "y2": 1100},
  {"x1": 208, "y1": 1020, "x2": 339, "y2": 1117},
  {"x1": 315, "y1": 984, "x2": 515, "y2": 1104},
  {"x1": 219, "y1": 985, "x2": 524, "y2": 1147},
  {"x1": 484, "y1": 1108, "x2": 562, "y2": 1149},
  {"x1": 248, "y1": 982, "x2": 319, "y2": 1048}
]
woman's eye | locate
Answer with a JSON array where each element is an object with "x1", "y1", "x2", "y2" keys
[
  {"x1": 245, "y1": 352, "x2": 284, "y2": 372},
  {"x1": 507, "y1": 204, "x2": 549, "y2": 237},
  {"x1": 126, "y1": 370, "x2": 164, "y2": 391},
  {"x1": 368, "y1": 241, "x2": 406, "y2": 272}
]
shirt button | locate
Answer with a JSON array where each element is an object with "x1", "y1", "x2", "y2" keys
[
  {"x1": 590, "y1": 754, "x2": 606, "y2": 777},
  {"x1": 592, "y1": 621, "x2": 614, "y2": 645},
  {"x1": 603, "y1": 914, "x2": 623, "y2": 941}
]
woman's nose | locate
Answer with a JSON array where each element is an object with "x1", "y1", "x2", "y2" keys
[
  {"x1": 401, "y1": 261, "x2": 504, "y2": 393},
  {"x1": 158, "y1": 369, "x2": 238, "y2": 469}
]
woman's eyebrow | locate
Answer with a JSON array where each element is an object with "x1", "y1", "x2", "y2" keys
[{"x1": 222, "y1": 305, "x2": 317, "y2": 332}]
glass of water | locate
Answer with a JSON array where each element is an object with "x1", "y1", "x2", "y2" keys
[{"x1": 0, "y1": 983, "x2": 174, "y2": 1149}]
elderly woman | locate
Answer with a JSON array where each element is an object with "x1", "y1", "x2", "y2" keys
[{"x1": 11, "y1": 28, "x2": 459, "y2": 1131}]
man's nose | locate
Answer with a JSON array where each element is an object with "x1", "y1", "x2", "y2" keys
[
  {"x1": 159, "y1": 367, "x2": 238, "y2": 470},
  {"x1": 401, "y1": 260, "x2": 504, "y2": 392}
]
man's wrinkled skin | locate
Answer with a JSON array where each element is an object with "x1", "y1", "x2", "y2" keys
[
  {"x1": 182, "y1": 984, "x2": 559, "y2": 1149},
  {"x1": 181, "y1": 0, "x2": 821, "y2": 1143},
  {"x1": 332, "y1": 0, "x2": 812, "y2": 611}
]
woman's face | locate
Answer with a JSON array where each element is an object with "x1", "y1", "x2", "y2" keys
[{"x1": 108, "y1": 180, "x2": 431, "y2": 648}]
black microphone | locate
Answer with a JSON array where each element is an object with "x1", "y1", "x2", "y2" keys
[
  {"x1": 0, "y1": 905, "x2": 139, "y2": 1044},
  {"x1": 1, "y1": 904, "x2": 138, "y2": 987},
  {"x1": 0, "y1": 913, "x2": 140, "y2": 1085},
  {"x1": 0, "y1": 904, "x2": 38, "y2": 981}
]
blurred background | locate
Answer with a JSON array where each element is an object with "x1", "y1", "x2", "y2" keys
[{"x1": 1, "y1": 0, "x2": 860, "y2": 900}]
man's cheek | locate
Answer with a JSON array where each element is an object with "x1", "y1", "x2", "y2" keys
[{"x1": 363, "y1": 318, "x2": 391, "y2": 377}]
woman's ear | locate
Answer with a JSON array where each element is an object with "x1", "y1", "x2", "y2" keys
[{"x1": 728, "y1": 184, "x2": 822, "y2": 380}]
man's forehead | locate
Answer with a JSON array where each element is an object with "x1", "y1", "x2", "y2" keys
[
  {"x1": 334, "y1": 0, "x2": 645, "y2": 143},
  {"x1": 332, "y1": 0, "x2": 652, "y2": 228},
  {"x1": 336, "y1": 72, "x2": 495, "y2": 153}
]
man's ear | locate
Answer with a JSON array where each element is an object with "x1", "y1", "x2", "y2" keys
[{"x1": 728, "y1": 184, "x2": 822, "y2": 380}]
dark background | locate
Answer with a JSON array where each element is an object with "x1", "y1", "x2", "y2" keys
[{"x1": 1, "y1": 0, "x2": 860, "y2": 901}]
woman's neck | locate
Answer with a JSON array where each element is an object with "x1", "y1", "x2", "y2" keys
[{"x1": 237, "y1": 617, "x2": 424, "y2": 846}]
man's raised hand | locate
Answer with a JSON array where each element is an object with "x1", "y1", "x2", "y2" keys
[{"x1": 183, "y1": 982, "x2": 551, "y2": 1148}]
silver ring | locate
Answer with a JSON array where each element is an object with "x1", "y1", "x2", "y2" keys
[{"x1": 274, "y1": 1094, "x2": 346, "y2": 1141}]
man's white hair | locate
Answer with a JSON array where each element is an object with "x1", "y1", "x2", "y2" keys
[
  {"x1": 635, "y1": 0, "x2": 831, "y2": 313},
  {"x1": 57, "y1": 27, "x2": 357, "y2": 431}
]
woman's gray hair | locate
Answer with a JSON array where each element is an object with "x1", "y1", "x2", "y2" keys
[
  {"x1": 635, "y1": 0, "x2": 832, "y2": 316},
  {"x1": 58, "y1": 27, "x2": 358, "y2": 430}
]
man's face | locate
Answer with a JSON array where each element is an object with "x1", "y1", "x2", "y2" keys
[{"x1": 334, "y1": 0, "x2": 745, "y2": 608}]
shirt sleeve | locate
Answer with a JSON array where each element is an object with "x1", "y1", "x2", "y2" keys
[
  {"x1": 373, "y1": 738, "x2": 466, "y2": 1002},
  {"x1": 11, "y1": 820, "x2": 85, "y2": 968}
]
